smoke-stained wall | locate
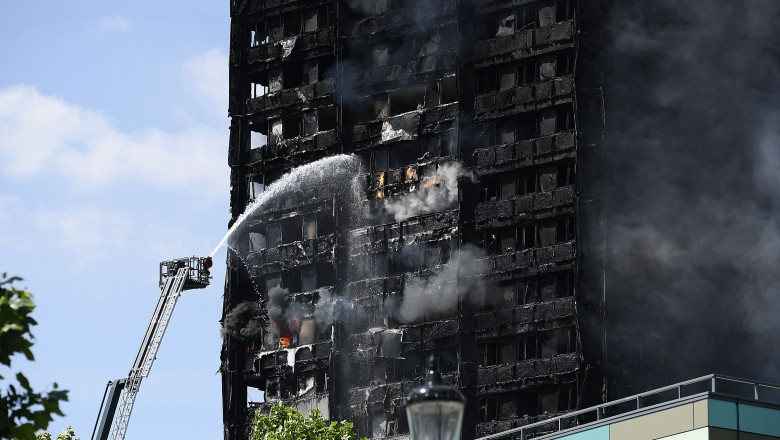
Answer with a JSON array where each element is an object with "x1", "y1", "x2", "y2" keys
[
  {"x1": 587, "y1": 0, "x2": 780, "y2": 396},
  {"x1": 216, "y1": 0, "x2": 686, "y2": 438}
]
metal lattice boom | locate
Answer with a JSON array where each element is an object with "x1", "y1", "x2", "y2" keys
[{"x1": 108, "y1": 267, "x2": 188, "y2": 440}]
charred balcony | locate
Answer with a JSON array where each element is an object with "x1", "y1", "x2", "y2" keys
[
  {"x1": 246, "y1": 78, "x2": 336, "y2": 117},
  {"x1": 240, "y1": 0, "x2": 336, "y2": 16},
  {"x1": 247, "y1": 28, "x2": 336, "y2": 70},
  {"x1": 246, "y1": 342, "x2": 332, "y2": 380},
  {"x1": 475, "y1": 231, "x2": 576, "y2": 276},
  {"x1": 244, "y1": 215, "x2": 337, "y2": 276},
  {"x1": 348, "y1": 210, "x2": 459, "y2": 250},
  {"x1": 475, "y1": 75, "x2": 574, "y2": 120},
  {"x1": 476, "y1": 296, "x2": 577, "y2": 337},
  {"x1": 473, "y1": 130, "x2": 575, "y2": 176},
  {"x1": 474, "y1": 18, "x2": 576, "y2": 63},
  {"x1": 351, "y1": 93, "x2": 457, "y2": 137},
  {"x1": 474, "y1": 82, "x2": 574, "y2": 125},
  {"x1": 247, "y1": 101, "x2": 340, "y2": 169},
  {"x1": 475, "y1": 162, "x2": 576, "y2": 229},
  {"x1": 349, "y1": 0, "x2": 457, "y2": 44},
  {"x1": 350, "y1": 48, "x2": 459, "y2": 89},
  {"x1": 477, "y1": 355, "x2": 580, "y2": 396},
  {"x1": 474, "y1": 377, "x2": 580, "y2": 437},
  {"x1": 248, "y1": 129, "x2": 339, "y2": 169},
  {"x1": 246, "y1": 349, "x2": 332, "y2": 419}
]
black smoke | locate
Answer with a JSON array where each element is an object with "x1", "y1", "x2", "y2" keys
[
  {"x1": 221, "y1": 301, "x2": 263, "y2": 340},
  {"x1": 591, "y1": 0, "x2": 780, "y2": 393}
]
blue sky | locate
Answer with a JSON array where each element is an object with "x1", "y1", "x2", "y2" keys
[{"x1": 0, "y1": 2, "x2": 238, "y2": 438}]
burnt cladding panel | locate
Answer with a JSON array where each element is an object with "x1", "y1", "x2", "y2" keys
[{"x1": 223, "y1": 0, "x2": 604, "y2": 439}]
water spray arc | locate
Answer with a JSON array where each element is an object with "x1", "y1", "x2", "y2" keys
[{"x1": 209, "y1": 154, "x2": 361, "y2": 258}]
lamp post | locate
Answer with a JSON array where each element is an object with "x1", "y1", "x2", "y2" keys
[{"x1": 405, "y1": 355, "x2": 466, "y2": 440}]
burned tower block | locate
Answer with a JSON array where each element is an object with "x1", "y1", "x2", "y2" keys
[{"x1": 222, "y1": 0, "x2": 607, "y2": 439}]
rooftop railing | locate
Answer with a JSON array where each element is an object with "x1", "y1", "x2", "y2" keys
[{"x1": 477, "y1": 374, "x2": 780, "y2": 440}]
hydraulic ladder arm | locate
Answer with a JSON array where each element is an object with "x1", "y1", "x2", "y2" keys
[{"x1": 92, "y1": 257, "x2": 211, "y2": 440}]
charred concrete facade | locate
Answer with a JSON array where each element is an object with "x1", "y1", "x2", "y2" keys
[{"x1": 221, "y1": 1, "x2": 609, "y2": 439}]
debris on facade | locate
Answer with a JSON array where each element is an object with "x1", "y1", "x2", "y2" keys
[{"x1": 222, "y1": 0, "x2": 607, "y2": 439}]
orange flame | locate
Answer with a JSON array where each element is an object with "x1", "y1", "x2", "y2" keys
[{"x1": 422, "y1": 176, "x2": 442, "y2": 189}]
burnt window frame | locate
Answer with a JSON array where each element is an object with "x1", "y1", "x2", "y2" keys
[
  {"x1": 283, "y1": 63, "x2": 304, "y2": 89},
  {"x1": 518, "y1": 224, "x2": 536, "y2": 249},
  {"x1": 300, "y1": 265, "x2": 318, "y2": 292},
  {"x1": 555, "y1": 217, "x2": 575, "y2": 243},
  {"x1": 425, "y1": 134, "x2": 442, "y2": 157},
  {"x1": 556, "y1": 106, "x2": 575, "y2": 132},
  {"x1": 265, "y1": 272, "x2": 282, "y2": 293},
  {"x1": 352, "y1": 96, "x2": 374, "y2": 124},
  {"x1": 479, "y1": 396, "x2": 499, "y2": 422},
  {"x1": 388, "y1": 140, "x2": 423, "y2": 169},
  {"x1": 497, "y1": 335, "x2": 519, "y2": 364},
  {"x1": 475, "y1": 67, "x2": 499, "y2": 95},
  {"x1": 318, "y1": 5, "x2": 334, "y2": 29},
  {"x1": 517, "y1": 3, "x2": 539, "y2": 30},
  {"x1": 476, "y1": 58, "x2": 545, "y2": 95},
  {"x1": 498, "y1": 228, "x2": 517, "y2": 254},
  {"x1": 267, "y1": 222, "x2": 283, "y2": 247},
  {"x1": 389, "y1": 85, "x2": 426, "y2": 116},
  {"x1": 282, "y1": 114, "x2": 301, "y2": 139},
  {"x1": 372, "y1": 42, "x2": 390, "y2": 67},
  {"x1": 556, "y1": 52, "x2": 574, "y2": 76},
  {"x1": 522, "y1": 333, "x2": 538, "y2": 360},
  {"x1": 521, "y1": 279, "x2": 538, "y2": 305},
  {"x1": 555, "y1": 272, "x2": 574, "y2": 298},
  {"x1": 302, "y1": 213, "x2": 318, "y2": 240},
  {"x1": 499, "y1": 173, "x2": 517, "y2": 199},
  {"x1": 250, "y1": 22, "x2": 269, "y2": 47},
  {"x1": 484, "y1": 228, "x2": 518, "y2": 255},
  {"x1": 374, "y1": 146, "x2": 389, "y2": 171},
  {"x1": 317, "y1": 106, "x2": 338, "y2": 131},
  {"x1": 247, "y1": 173, "x2": 268, "y2": 200},
  {"x1": 440, "y1": 76, "x2": 458, "y2": 104},
  {"x1": 538, "y1": 274, "x2": 558, "y2": 301},
  {"x1": 556, "y1": 0, "x2": 574, "y2": 22},
  {"x1": 480, "y1": 175, "x2": 500, "y2": 202},
  {"x1": 280, "y1": 216, "x2": 303, "y2": 244},
  {"x1": 283, "y1": 11, "x2": 302, "y2": 37},
  {"x1": 557, "y1": 160, "x2": 575, "y2": 187},
  {"x1": 302, "y1": 8, "x2": 318, "y2": 33},
  {"x1": 518, "y1": 60, "x2": 538, "y2": 85},
  {"x1": 373, "y1": 93, "x2": 390, "y2": 120},
  {"x1": 482, "y1": 114, "x2": 537, "y2": 148},
  {"x1": 518, "y1": 168, "x2": 539, "y2": 194}
]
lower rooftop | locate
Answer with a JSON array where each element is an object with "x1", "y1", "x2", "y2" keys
[{"x1": 478, "y1": 374, "x2": 780, "y2": 440}]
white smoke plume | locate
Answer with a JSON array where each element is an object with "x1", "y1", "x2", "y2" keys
[
  {"x1": 388, "y1": 244, "x2": 488, "y2": 324},
  {"x1": 382, "y1": 161, "x2": 472, "y2": 222},
  {"x1": 313, "y1": 288, "x2": 357, "y2": 329}
]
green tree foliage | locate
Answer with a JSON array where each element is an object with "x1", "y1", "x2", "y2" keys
[
  {"x1": 250, "y1": 404, "x2": 367, "y2": 440},
  {"x1": 34, "y1": 425, "x2": 79, "y2": 440},
  {"x1": 1, "y1": 274, "x2": 69, "y2": 440}
]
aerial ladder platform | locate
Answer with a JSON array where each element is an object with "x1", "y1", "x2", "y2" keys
[{"x1": 91, "y1": 256, "x2": 212, "y2": 440}]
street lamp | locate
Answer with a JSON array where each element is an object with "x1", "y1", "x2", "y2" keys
[{"x1": 405, "y1": 355, "x2": 466, "y2": 440}]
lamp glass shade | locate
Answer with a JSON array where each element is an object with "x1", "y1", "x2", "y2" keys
[{"x1": 406, "y1": 399, "x2": 465, "y2": 440}]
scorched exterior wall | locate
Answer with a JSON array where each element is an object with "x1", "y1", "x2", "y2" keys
[{"x1": 222, "y1": 0, "x2": 608, "y2": 439}]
